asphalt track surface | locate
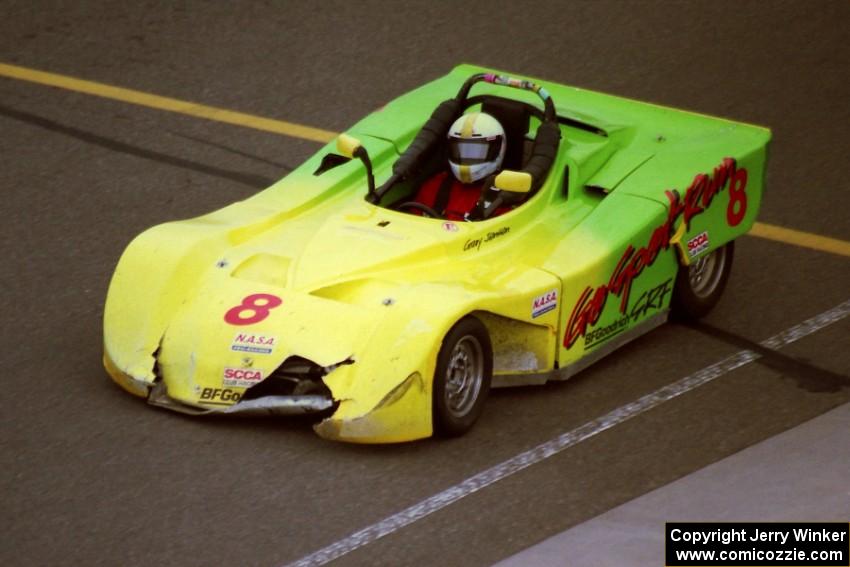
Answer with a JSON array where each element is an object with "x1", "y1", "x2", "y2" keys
[{"x1": 1, "y1": 2, "x2": 848, "y2": 566}]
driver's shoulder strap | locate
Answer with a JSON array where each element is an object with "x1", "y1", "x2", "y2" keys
[{"x1": 433, "y1": 171, "x2": 456, "y2": 216}]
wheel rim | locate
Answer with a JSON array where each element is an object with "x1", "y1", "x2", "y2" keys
[
  {"x1": 688, "y1": 246, "x2": 727, "y2": 299},
  {"x1": 444, "y1": 335, "x2": 484, "y2": 418}
]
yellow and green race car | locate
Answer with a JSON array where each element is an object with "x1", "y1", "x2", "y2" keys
[{"x1": 103, "y1": 65, "x2": 770, "y2": 443}]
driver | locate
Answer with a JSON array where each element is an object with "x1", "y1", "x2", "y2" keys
[{"x1": 414, "y1": 112, "x2": 508, "y2": 220}]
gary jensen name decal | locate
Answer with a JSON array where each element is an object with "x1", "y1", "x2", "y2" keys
[{"x1": 464, "y1": 227, "x2": 510, "y2": 252}]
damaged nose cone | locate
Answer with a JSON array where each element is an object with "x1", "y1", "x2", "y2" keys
[
  {"x1": 148, "y1": 355, "x2": 351, "y2": 417},
  {"x1": 147, "y1": 380, "x2": 335, "y2": 416},
  {"x1": 231, "y1": 355, "x2": 350, "y2": 415},
  {"x1": 220, "y1": 395, "x2": 334, "y2": 415}
]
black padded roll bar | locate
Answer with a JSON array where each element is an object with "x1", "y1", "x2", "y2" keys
[
  {"x1": 457, "y1": 73, "x2": 557, "y2": 122},
  {"x1": 390, "y1": 99, "x2": 461, "y2": 180},
  {"x1": 463, "y1": 74, "x2": 561, "y2": 192}
]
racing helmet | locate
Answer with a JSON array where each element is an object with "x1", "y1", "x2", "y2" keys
[{"x1": 447, "y1": 112, "x2": 506, "y2": 184}]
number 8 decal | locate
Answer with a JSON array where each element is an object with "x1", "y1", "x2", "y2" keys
[
  {"x1": 224, "y1": 293, "x2": 282, "y2": 326},
  {"x1": 726, "y1": 167, "x2": 748, "y2": 227}
]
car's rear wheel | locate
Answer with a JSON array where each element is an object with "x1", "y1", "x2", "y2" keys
[
  {"x1": 432, "y1": 316, "x2": 492, "y2": 437},
  {"x1": 671, "y1": 241, "x2": 735, "y2": 320}
]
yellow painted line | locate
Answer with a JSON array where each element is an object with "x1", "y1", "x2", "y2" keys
[
  {"x1": 0, "y1": 62, "x2": 337, "y2": 143},
  {"x1": 2, "y1": 62, "x2": 849, "y2": 259},
  {"x1": 750, "y1": 222, "x2": 850, "y2": 257}
]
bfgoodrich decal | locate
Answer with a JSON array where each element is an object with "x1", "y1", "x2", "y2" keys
[
  {"x1": 200, "y1": 388, "x2": 242, "y2": 404},
  {"x1": 583, "y1": 278, "x2": 672, "y2": 349}
]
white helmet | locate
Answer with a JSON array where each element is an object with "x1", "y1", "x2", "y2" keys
[{"x1": 447, "y1": 112, "x2": 506, "y2": 184}]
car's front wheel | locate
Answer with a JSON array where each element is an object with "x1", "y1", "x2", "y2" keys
[
  {"x1": 432, "y1": 316, "x2": 492, "y2": 437},
  {"x1": 671, "y1": 241, "x2": 735, "y2": 320}
]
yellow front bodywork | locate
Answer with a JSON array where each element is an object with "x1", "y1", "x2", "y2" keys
[{"x1": 103, "y1": 132, "x2": 563, "y2": 441}]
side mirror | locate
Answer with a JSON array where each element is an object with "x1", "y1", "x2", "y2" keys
[
  {"x1": 336, "y1": 134, "x2": 363, "y2": 160},
  {"x1": 494, "y1": 170, "x2": 533, "y2": 194},
  {"x1": 333, "y1": 134, "x2": 376, "y2": 200}
]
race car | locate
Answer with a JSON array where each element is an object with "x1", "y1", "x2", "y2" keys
[{"x1": 103, "y1": 64, "x2": 770, "y2": 443}]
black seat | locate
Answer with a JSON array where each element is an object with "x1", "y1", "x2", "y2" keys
[{"x1": 481, "y1": 97, "x2": 531, "y2": 171}]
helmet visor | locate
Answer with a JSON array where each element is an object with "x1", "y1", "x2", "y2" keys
[{"x1": 448, "y1": 136, "x2": 504, "y2": 165}]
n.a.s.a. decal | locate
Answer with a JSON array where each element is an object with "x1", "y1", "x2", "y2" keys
[
  {"x1": 532, "y1": 289, "x2": 558, "y2": 318},
  {"x1": 564, "y1": 158, "x2": 747, "y2": 349},
  {"x1": 231, "y1": 332, "x2": 276, "y2": 354}
]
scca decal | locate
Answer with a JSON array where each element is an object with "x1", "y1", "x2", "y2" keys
[
  {"x1": 223, "y1": 367, "x2": 264, "y2": 387},
  {"x1": 687, "y1": 231, "x2": 710, "y2": 257},
  {"x1": 565, "y1": 158, "x2": 748, "y2": 349}
]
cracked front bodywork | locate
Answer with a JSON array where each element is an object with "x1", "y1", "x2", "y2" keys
[
  {"x1": 104, "y1": 227, "x2": 559, "y2": 442},
  {"x1": 103, "y1": 218, "x2": 463, "y2": 442},
  {"x1": 315, "y1": 371, "x2": 428, "y2": 442}
]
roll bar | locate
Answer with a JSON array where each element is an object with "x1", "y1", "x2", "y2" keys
[
  {"x1": 369, "y1": 72, "x2": 561, "y2": 205},
  {"x1": 456, "y1": 73, "x2": 557, "y2": 122}
]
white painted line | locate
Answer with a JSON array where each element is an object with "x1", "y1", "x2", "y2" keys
[{"x1": 285, "y1": 299, "x2": 850, "y2": 567}]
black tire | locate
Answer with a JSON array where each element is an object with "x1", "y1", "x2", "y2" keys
[
  {"x1": 671, "y1": 241, "x2": 735, "y2": 320},
  {"x1": 432, "y1": 316, "x2": 493, "y2": 437}
]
